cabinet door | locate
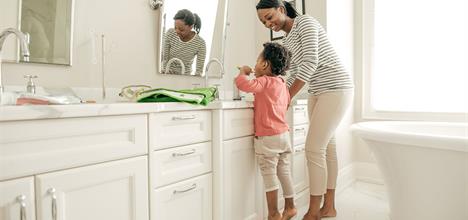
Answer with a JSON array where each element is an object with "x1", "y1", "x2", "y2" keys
[
  {"x1": 35, "y1": 156, "x2": 148, "y2": 220},
  {"x1": 292, "y1": 145, "x2": 308, "y2": 193},
  {"x1": 223, "y1": 136, "x2": 263, "y2": 220},
  {"x1": 0, "y1": 177, "x2": 35, "y2": 220},
  {"x1": 151, "y1": 173, "x2": 212, "y2": 220}
]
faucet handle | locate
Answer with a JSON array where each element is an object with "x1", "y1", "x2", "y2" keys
[
  {"x1": 24, "y1": 75, "x2": 37, "y2": 94},
  {"x1": 24, "y1": 75, "x2": 37, "y2": 80}
]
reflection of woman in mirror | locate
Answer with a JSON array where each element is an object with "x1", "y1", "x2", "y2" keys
[{"x1": 162, "y1": 9, "x2": 207, "y2": 75}]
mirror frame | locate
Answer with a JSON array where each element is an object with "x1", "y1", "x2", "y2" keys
[{"x1": 155, "y1": 0, "x2": 229, "y2": 78}]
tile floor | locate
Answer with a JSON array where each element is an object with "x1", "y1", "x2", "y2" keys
[{"x1": 295, "y1": 181, "x2": 390, "y2": 220}]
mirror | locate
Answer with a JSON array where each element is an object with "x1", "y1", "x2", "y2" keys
[
  {"x1": 157, "y1": 0, "x2": 228, "y2": 77},
  {"x1": 0, "y1": 0, "x2": 74, "y2": 65}
]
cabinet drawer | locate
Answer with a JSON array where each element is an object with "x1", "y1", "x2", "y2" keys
[
  {"x1": 149, "y1": 111, "x2": 211, "y2": 150},
  {"x1": 151, "y1": 142, "x2": 212, "y2": 188},
  {"x1": 292, "y1": 105, "x2": 308, "y2": 125},
  {"x1": 223, "y1": 109, "x2": 254, "y2": 140},
  {"x1": 151, "y1": 173, "x2": 212, "y2": 220},
  {"x1": 0, "y1": 115, "x2": 148, "y2": 180},
  {"x1": 291, "y1": 124, "x2": 308, "y2": 146}
]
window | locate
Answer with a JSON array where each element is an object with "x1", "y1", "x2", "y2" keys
[{"x1": 362, "y1": 0, "x2": 468, "y2": 121}]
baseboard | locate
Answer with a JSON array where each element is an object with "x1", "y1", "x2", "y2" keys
[{"x1": 336, "y1": 162, "x2": 384, "y2": 194}]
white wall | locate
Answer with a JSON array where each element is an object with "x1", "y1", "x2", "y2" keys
[{"x1": 1, "y1": 0, "x2": 256, "y2": 97}]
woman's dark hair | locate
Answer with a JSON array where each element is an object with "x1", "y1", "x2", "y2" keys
[
  {"x1": 173, "y1": 9, "x2": 202, "y2": 34},
  {"x1": 256, "y1": 0, "x2": 299, "y2": 18},
  {"x1": 262, "y1": 42, "x2": 291, "y2": 76}
]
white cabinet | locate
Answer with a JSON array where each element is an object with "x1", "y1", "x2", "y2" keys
[
  {"x1": 287, "y1": 100, "x2": 310, "y2": 206},
  {"x1": 35, "y1": 156, "x2": 148, "y2": 220},
  {"x1": 222, "y1": 137, "x2": 263, "y2": 220},
  {"x1": 0, "y1": 114, "x2": 149, "y2": 220},
  {"x1": 0, "y1": 177, "x2": 36, "y2": 220},
  {"x1": 151, "y1": 173, "x2": 212, "y2": 220},
  {"x1": 292, "y1": 144, "x2": 308, "y2": 192},
  {"x1": 213, "y1": 108, "x2": 263, "y2": 220},
  {"x1": 149, "y1": 111, "x2": 211, "y2": 150},
  {"x1": 223, "y1": 109, "x2": 254, "y2": 140},
  {"x1": 150, "y1": 142, "x2": 212, "y2": 187},
  {"x1": 0, "y1": 115, "x2": 148, "y2": 180},
  {"x1": 149, "y1": 110, "x2": 213, "y2": 220}
]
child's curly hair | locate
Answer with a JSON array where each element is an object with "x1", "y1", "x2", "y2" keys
[{"x1": 262, "y1": 42, "x2": 291, "y2": 76}]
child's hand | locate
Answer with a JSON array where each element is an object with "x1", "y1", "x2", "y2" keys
[{"x1": 238, "y1": 66, "x2": 253, "y2": 76}]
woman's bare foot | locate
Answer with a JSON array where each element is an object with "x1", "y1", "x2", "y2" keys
[
  {"x1": 268, "y1": 212, "x2": 282, "y2": 220},
  {"x1": 319, "y1": 207, "x2": 337, "y2": 218},
  {"x1": 302, "y1": 212, "x2": 320, "y2": 220},
  {"x1": 282, "y1": 207, "x2": 297, "y2": 220}
]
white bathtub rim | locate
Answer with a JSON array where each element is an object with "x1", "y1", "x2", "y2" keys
[{"x1": 351, "y1": 121, "x2": 468, "y2": 153}]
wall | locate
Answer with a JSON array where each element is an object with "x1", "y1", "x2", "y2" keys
[{"x1": 1, "y1": 0, "x2": 257, "y2": 97}]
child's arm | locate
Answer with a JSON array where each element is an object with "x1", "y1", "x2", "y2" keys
[{"x1": 235, "y1": 66, "x2": 266, "y2": 93}]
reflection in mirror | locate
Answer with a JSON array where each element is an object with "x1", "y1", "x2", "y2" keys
[
  {"x1": 162, "y1": 9, "x2": 206, "y2": 75},
  {"x1": 19, "y1": 0, "x2": 74, "y2": 65},
  {"x1": 158, "y1": 0, "x2": 223, "y2": 76}
]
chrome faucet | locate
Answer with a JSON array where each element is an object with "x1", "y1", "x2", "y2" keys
[
  {"x1": 204, "y1": 58, "x2": 224, "y2": 88},
  {"x1": 0, "y1": 28, "x2": 30, "y2": 93},
  {"x1": 24, "y1": 75, "x2": 37, "y2": 94},
  {"x1": 165, "y1": 58, "x2": 185, "y2": 75}
]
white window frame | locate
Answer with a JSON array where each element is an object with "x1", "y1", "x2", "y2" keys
[{"x1": 360, "y1": 0, "x2": 468, "y2": 122}]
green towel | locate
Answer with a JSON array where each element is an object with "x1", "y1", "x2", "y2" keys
[{"x1": 136, "y1": 87, "x2": 217, "y2": 106}]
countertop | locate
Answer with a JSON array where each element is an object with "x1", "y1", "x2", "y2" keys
[{"x1": 0, "y1": 100, "x2": 253, "y2": 122}]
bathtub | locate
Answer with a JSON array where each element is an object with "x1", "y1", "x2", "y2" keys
[{"x1": 351, "y1": 121, "x2": 468, "y2": 220}]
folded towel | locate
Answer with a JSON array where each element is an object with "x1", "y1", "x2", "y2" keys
[{"x1": 136, "y1": 87, "x2": 217, "y2": 106}]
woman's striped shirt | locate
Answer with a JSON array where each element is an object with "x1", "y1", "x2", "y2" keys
[
  {"x1": 162, "y1": 28, "x2": 206, "y2": 75},
  {"x1": 283, "y1": 15, "x2": 354, "y2": 95}
]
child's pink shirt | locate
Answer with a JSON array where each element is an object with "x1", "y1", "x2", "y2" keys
[{"x1": 235, "y1": 74, "x2": 290, "y2": 136}]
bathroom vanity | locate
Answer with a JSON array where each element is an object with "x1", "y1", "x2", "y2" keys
[{"x1": 0, "y1": 100, "x2": 309, "y2": 220}]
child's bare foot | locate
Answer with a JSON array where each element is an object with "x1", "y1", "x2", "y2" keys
[
  {"x1": 268, "y1": 212, "x2": 282, "y2": 220},
  {"x1": 320, "y1": 207, "x2": 337, "y2": 218},
  {"x1": 282, "y1": 207, "x2": 297, "y2": 220},
  {"x1": 302, "y1": 212, "x2": 320, "y2": 220}
]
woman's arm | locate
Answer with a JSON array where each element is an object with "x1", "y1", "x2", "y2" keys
[
  {"x1": 161, "y1": 29, "x2": 172, "y2": 71},
  {"x1": 195, "y1": 38, "x2": 206, "y2": 75},
  {"x1": 289, "y1": 79, "x2": 306, "y2": 99}
]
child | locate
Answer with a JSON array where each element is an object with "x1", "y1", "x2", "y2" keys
[{"x1": 235, "y1": 42, "x2": 296, "y2": 220}]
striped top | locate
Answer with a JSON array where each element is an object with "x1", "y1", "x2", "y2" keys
[
  {"x1": 283, "y1": 15, "x2": 354, "y2": 95},
  {"x1": 162, "y1": 28, "x2": 206, "y2": 75}
]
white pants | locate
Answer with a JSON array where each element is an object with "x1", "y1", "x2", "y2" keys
[
  {"x1": 305, "y1": 90, "x2": 353, "y2": 195},
  {"x1": 254, "y1": 131, "x2": 295, "y2": 198}
]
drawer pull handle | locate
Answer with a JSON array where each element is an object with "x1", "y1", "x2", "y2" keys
[
  {"x1": 172, "y1": 115, "x2": 196, "y2": 120},
  {"x1": 172, "y1": 149, "x2": 196, "y2": 157},
  {"x1": 294, "y1": 148, "x2": 305, "y2": 153},
  {"x1": 294, "y1": 107, "x2": 306, "y2": 111},
  {"x1": 294, "y1": 128, "x2": 306, "y2": 132},
  {"x1": 48, "y1": 188, "x2": 57, "y2": 220},
  {"x1": 173, "y1": 183, "x2": 197, "y2": 194},
  {"x1": 17, "y1": 195, "x2": 27, "y2": 220}
]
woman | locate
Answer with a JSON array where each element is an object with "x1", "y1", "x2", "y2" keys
[
  {"x1": 256, "y1": 1, "x2": 354, "y2": 219},
  {"x1": 162, "y1": 9, "x2": 206, "y2": 75}
]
